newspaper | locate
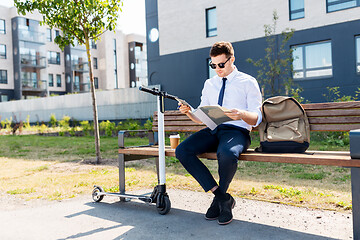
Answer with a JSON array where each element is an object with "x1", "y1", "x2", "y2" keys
[{"x1": 175, "y1": 98, "x2": 232, "y2": 130}]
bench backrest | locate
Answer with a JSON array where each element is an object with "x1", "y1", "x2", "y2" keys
[{"x1": 153, "y1": 101, "x2": 360, "y2": 132}]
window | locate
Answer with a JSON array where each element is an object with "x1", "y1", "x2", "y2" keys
[
  {"x1": 46, "y1": 28, "x2": 52, "y2": 42},
  {"x1": 114, "y1": 39, "x2": 118, "y2": 88},
  {"x1": 206, "y1": 7, "x2": 217, "y2": 37},
  {"x1": 289, "y1": 0, "x2": 305, "y2": 20},
  {"x1": 93, "y1": 57, "x2": 98, "y2": 69},
  {"x1": 354, "y1": 36, "x2": 360, "y2": 73},
  {"x1": 48, "y1": 51, "x2": 60, "y2": 64},
  {"x1": 56, "y1": 74, "x2": 61, "y2": 87},
  {"x1": 0, "y1": 19, "x2": 5, "y2": 34},
  {"x1": 0, "y1": 70, "x2": 7, "y2": 84},
  {"x1": 292, "y1": 41, "x2": 333, "y2": 79},
  {"x1": 48, "y1": 74, "x2": 54, "y2": 87},
  {"x1": 0, "y1": 44, "x2": 6, "y2": 59},
  {"x1": 94, "y1": 77, "x2": 99, "y2": 89},
  {"x1": 207, "y1": 58, "x2": 217, "y2": 79},
  {"x1": 327, "y1": 0, "x2": 360, "y2": 12},
  {"x1": 91, "y1": 39, "x2": 97, "y2": 49},
  {"x1": 1, "y1": 95, "x2": 8, "y2": 102},
  {"x1": 55, "y1": 30, "x2": 60, "y2": 38}
]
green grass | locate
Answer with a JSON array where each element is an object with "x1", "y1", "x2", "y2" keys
[{"x1": 0, "y1": 132, "x2": 354, "y2": 211}]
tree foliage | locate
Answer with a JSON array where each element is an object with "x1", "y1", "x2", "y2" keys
[
  {"x1": 15, "y1": 0, "x2": 122, "y2": 50},
  {"x1": 14, "y1": 0, "x2": 123, "y2": 163},
  {"x1": 247, "y1": 10, "x2": 295, "y2": 97}
]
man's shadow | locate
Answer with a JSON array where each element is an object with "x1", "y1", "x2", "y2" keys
[{"x1": 59, "y1": 199, "x2": 337, "y2": 240}]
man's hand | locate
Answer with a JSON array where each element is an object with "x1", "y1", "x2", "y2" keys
[
  {"x1": 178, "y1": 103, "x2": 191, "y2": 114},
  {"x1": 224, "y1": 109, "x2": 243, "y2": 120}
]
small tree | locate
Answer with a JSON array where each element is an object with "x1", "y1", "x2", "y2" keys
[
  {"x1": 247, "y1": 10, "x2": 295, "y2": 97},
  {"x1": 15, "y1": 0, "x2": 123, "y2": 164}
]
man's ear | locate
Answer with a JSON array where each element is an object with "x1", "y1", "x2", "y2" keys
[{"x1": 231, "y1": 56, "x2": 235, "y2": 64}]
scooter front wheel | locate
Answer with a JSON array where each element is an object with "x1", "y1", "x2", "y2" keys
[{"x1": 157, "y1": 195, "x2": 171, "y2": 215}]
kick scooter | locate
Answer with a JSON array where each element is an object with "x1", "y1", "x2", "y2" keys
[{"x1": 91, "y1": 86, "x2": 177, "y2": 215}]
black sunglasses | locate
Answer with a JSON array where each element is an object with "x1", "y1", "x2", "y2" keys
[{"x1": 209, "y1": 57, "x2": 231, "y2": 69}]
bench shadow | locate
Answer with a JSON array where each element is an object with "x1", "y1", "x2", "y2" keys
[{"x1": 61, "y1": 199, "x2": 338, "y2": 240}]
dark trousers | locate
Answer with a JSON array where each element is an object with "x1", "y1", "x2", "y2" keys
[{"x1": 175, "y1": 124, "x2": 251, "y2": 194}]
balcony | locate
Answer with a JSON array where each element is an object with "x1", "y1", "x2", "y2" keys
[
  {"x1": 18, "y1": 29, "x2": 45, "y2": 43},
  {"x1": 21, "y1": 54, "x2": 47, "y2": 68},
  {"x1": 22, "y1": 78, "x2": 47, "y2": 96},
  {"x1": 72, "y1": 62, "x2": 89, "y2": 72},
  {"x1": 74, "y1": 82, "x2": 90, "y2": 92}
]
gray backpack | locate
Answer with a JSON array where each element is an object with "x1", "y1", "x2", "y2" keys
[{"x1": 256, "y1": 96, "x2": 310, "y2": 153}]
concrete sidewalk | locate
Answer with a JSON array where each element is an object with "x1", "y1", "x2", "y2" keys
[{"x1": 0, "y1": 189, "x2": 352, "y2": 240}]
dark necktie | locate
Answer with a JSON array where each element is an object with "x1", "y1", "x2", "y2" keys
[{"x1": 217, "y1": 77, "x2": 227, "y2": 106}]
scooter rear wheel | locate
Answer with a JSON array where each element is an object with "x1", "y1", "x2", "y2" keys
[
  {"x1": 157, "y1": 195, "x2": 171, "y2": 215},
  {"x1": 92, "y1": 186, "x2": 104, "y2": 202}
]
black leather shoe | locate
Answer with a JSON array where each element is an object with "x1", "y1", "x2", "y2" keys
[
  {"x1": 205, "y1": 196, "x2": 220, "y2": 220},
  {"x1": 218, "y1": 194, "x2": 235, "y2": 225}
]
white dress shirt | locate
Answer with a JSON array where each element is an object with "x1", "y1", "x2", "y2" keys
[{"x1": 199, "y1": 67, "x2": 262, "y2": 131}]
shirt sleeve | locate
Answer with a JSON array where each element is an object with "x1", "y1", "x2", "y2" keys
[
  {"x1": 198, "y1": 80, "x2": 210, "y2": 107},
  {"x1": 246, "y1": 78, "x2": 263, "y2": 127}
]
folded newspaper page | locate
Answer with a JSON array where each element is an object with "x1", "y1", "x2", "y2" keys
[{"x1": 175, "y1": 97, "x2": 232, "y2": 130}]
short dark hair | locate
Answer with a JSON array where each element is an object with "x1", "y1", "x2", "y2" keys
[{"x1": 210, "y1": 41, "x2": 234, "y2": 58}]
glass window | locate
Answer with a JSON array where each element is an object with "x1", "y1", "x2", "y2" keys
[
  {"x1": 0, "y1": 70, "x2": 8, "y2": 84},
  {"x1": 289, "y1": 0, "x2": 305, "y2": 20},
  {"x1": 327, "y1": 0, "x2": 359, "y2": 12},
  {"x1": 94, "y1": 77, "x2": 99, "y2": 89},
  {"x1": 56, "y1": 74, "x2": 61, "y2": 87},
  {"x1": 207, "y1": 58, "x2": 217, "y2": 79},
  {"x1": 292, "y1": 41, "x2": 333, "y2": 79},
  {"x1": 46, "y1": 28, "x2": 52, "y2": 42},
  {"x1": 55, "y1": 30, "x2": 60, "y2": 38},
  {"x1": 93, "y1": 57, "x2": 98, "y2": 69},
  {"x1": 1, "y1": 95, "x2": 8, "y2": 102},
  {"x1": 48, "y1": 51, "x2": 60, "y2": 64},
  {"x1": 0, "y1": 44, "x2": 6, "y2": 59},
  {"x1": 354, "y1": 36, "x2": 360, "y2": 73},
  {"x1": 0, "y1": 19, "x2": 5, "y2": 34},
  {"x1": 91, "y1": 39, "x2": 97, "y2": 49},
  {"x1": 48, "y1": 74, "x2": 54, "y2": 87},
  {"x1": 206, "y1": 7, "x2": 217, "y2": 37}
]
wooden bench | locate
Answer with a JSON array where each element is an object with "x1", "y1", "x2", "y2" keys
[{"x1": 118, "y1": 101, "x2": 360, "y2": 239}]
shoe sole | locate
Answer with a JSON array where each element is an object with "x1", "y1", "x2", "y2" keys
[
  {"x1": 217, "y1": 198, "x2": 236, "y2": 225},
  {"x1": 204, "y1": 216, "x2": 218, "y2": 221}
]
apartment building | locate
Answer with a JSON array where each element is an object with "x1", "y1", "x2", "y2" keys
[
  {"x1": 146, "y1": 0, "x2": 360, "y2": 107},
  {"x1": 0, "y1": 5, "x2": 147, "y2": 101}
]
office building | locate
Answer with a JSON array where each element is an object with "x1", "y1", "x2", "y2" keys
[
  {"x1": 0, "y1": 5, "x2": 147, "y2": 101},
  {"x1": 146, "y1": 0, "x2": 360, "y2": 106}
]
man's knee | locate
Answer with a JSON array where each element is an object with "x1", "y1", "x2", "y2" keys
[
  {"x1": 216, "y1": 148, "x2": 240, "y2": 164},
  {"x1": 175, "y1": 142, "x2": 190, "y2": 163}
]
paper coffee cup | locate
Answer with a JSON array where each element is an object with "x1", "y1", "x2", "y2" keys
[{"x1": 169, "y1": 134, "x2": 180, "y2": 149}]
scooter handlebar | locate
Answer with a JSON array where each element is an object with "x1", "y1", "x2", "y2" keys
[
  {"x1": 139, "y1": 86, "x2": 159, "y2": 95},
  {"x1": 139, "y1": 86, "x2": 178, "y2": 101}
]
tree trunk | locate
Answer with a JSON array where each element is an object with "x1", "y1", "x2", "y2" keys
[{"x1": 85, "y1": 36, "x2": 101, "y2": 164}]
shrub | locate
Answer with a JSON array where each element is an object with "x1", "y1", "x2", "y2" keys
[
  {"x1": 144, "y1": 117, "x2": 153, "y2": 130},
  {"x1": 80, "y1": 120, "x2": 92, "y2": 136},
  {"x1": 49, "y1": 114, "x2": 57, "y2": 127},
  {"x1": 100, "y1": 120, "x2": 116, "y2": 137}
]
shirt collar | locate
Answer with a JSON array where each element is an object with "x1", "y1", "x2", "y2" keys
[{"x1": 217, "y1": 66, "x2": 239, "y2": 82}]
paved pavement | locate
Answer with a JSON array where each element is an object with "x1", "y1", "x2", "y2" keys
[{"x1": 0, "y1": 189, "x2": 353, "y2": 240}]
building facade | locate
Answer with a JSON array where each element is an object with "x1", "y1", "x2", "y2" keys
[
  {"x1": 146, "y1": 0, "x2": 360, "y2": 107},
  {"x1": 0, "y1": 6, "x2": 147, "y2": 102}
]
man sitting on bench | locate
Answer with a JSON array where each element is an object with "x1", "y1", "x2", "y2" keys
[{"x1": 176, "y1": 41, "x2": 262, "y2": 225}]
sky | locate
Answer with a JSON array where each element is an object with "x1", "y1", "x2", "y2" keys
[{"x1": 0, "y1": 0, "x2": 146, "y2": 36}]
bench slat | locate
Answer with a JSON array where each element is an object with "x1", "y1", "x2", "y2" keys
[
  {"x1": 310, "y1": 124, "x2": 360, "y2": 131},
  {"x1": 309, "y1": 116, "x2": 360, "y2": 124},
  {"x1": 307, "y1": 109, "x2": 360, "y2": 117},
  {"x1": 303, "y1": 101, "x2": 360, "y2": 110},
  {"x1": 118, "y1": 147, "x2": 360, "y2": 167}
]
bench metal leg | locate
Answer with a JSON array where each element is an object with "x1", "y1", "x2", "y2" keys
[
  {"x1": 118, "y1": 153, "x2": 126, "y2": 200},
  {"x1": 351, "y1": 167, "x2": 360, "y2": 240}
]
